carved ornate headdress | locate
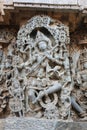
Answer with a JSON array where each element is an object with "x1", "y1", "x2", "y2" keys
[
  {"x1": 35, "y1": 31, "x2": 52, "y2": 49},
  {"x1": 36, "y1": 31, "x2": 48, "y2": 42}
]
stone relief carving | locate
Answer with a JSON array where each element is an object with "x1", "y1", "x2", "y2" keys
[
  {"x1": 70, "y1": 31, "x2": 87, "y2": 120},
  {"x1": 0, "y1": 16, "x2": 86, "y2": 120},
  {"x1": 0, "y1": 28, "x2": 17, "y2": 117},
  {"x1": 7, "y1": 16, "x2": 72, "y2": 119}
]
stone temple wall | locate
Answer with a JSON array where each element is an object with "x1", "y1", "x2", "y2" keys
[
  {"x1": 0, "y1": 15, "x2": 87, "y2": 120},
  {"x1": 0, "y1": 15, "x2": 87, "y2": 129}
]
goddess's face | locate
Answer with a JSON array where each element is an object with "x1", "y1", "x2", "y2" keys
[{"x1": 38, "y1": 41, "x2": 47, "y2": 51}]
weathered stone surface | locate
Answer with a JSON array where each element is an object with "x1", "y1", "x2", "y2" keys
[
  {"x1": 0, "y1": 118, "x2": 86, "y2": 130},
  {"x1": 78, "y1": 0, "x2": 87, "y2": 6},
  {"x1": 0, "y1": 120, "x2": 4, "y2": 130},
  {"x1": 1, "y1": 0, "x2": 87, "y2": 25},
  {"x1": 55, "y1": 122, "x2": 87, "y2": 130},
  {"x1": 13, "y1": 0, "x2": 78, "y2": 5},
  {"x1": 0, "y1": 16, "x2": 87, "y2": 120},
  {"x1": 4, "y1": 118, "x2": 57, "y2": 130}
]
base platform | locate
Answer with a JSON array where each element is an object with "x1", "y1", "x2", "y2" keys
[{"x1": 0, "y1": 117, "x2": 87, "y2": 130}]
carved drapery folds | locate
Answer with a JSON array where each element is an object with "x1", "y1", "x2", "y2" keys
[{"x1": 0, "y1": 16, "x2": 86, "y2": 120}]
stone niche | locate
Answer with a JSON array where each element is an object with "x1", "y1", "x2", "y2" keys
[{"x1": 0, "y1": 15, "x2": 87, "y2": 121}]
